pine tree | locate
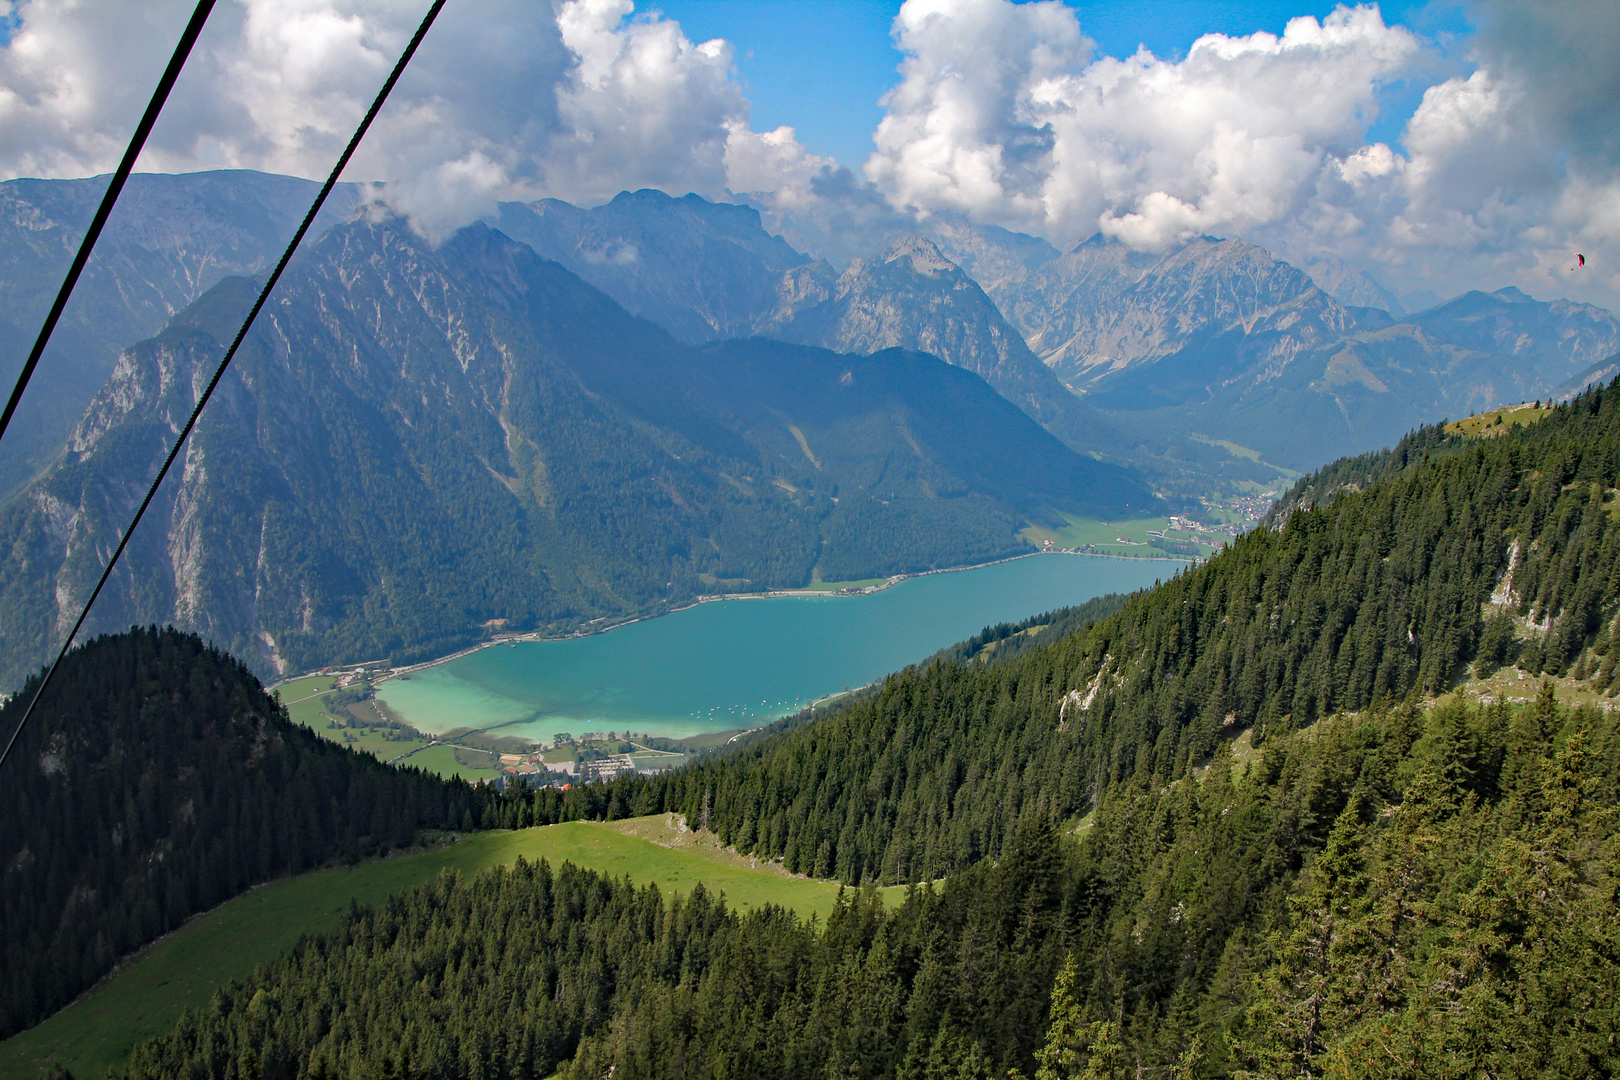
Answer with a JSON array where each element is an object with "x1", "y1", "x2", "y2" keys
[
  {"x1": 1032, "y1": 956, "x2": 1124, "y2": 1080},
  {"x1": 1234, "y1": 803, "x2": 1368, "y2": 1077}
]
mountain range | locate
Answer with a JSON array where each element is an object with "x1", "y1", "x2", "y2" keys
[
  {"x1": 2, "y1": 168, "x2": 1618, "y2": 685},
  {"x1": 0, "y1": 213, "x2": 1149, "y2": 685},
  {"x1": 486, "y1": 184, "x2": 1620, "y2": 474},
  {"x1": 0, "y1": 171, "x2": 359, "y2": 498}
]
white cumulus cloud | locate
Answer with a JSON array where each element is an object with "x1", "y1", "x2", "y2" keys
[
  {"x1": 867, "y1": 0, "x2": 1420, "y2": 249},
  {"x1": 0, "y1": 0, "x2": 826, "y2": 239},
  {"x1": 860, "y1": 0, "x2": 1620, "y2": 310},
  {"x1": 3, "y1": 0, "x2": 1620, "y2": 309}
]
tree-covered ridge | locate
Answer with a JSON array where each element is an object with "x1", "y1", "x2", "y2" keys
[
  {"x1": 1047, "y1": 687, "x2": 1620, "y2": 1078},
  {"x1": 117, "y1": 689, "x2": 1620, "y2": 1079},
  {"x1": 0, "y1": 628, "x2": 489, "y2": 1040},
  {"x1": 606, "y1": 380, "x2": 1620, "y2": 884},
  {"x1": 1260, "y1": 421, "x2": 1454, "y2": 527}
]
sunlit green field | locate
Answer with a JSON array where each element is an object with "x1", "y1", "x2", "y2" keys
[
  {"x1": 1445, "y1": 400, "x2": 1551, "y2": 437},
  {"x1": 0, "y1": 817, "x2": 904, "y2": 1080},
  {"x1": 1023, "y1": 513, "x2": 1224, "y2": 557},
  {"x1": 800, "y1": 575, "x2": 889, "y2": 591},
  {"x1": 399, "y1": 742, "x2": 505, "y2": 780}
]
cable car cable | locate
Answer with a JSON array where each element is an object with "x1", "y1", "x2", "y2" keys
[
  {"x1": 0, "y1": 0, "x2": 218, "y2": 447},
  {"x1": 0, "y1": 0, "x2": 449, "y2": 775}
]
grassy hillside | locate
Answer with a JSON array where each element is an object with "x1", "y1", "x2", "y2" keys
[
  {"x1": 0, "y1": 817, "x2": 899, "y2": 1080},
  {"x1": 1444, "y1": 399, "x2": 1552, "y2": 437}
]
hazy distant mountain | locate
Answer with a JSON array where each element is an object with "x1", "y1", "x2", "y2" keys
[
  {"x1": 490, "y1": 189, "x2": 829, "y2": 344},
  {"x1": 1086, "y1": 286, "x2": 1620, "y2": 467},
  {"x1": 1406, "y1": 287, "x2": 1620, "y2": 372},
  {"x1": 983, "y1": 234, "x2": 1373, "y2": 391},
  {"x1": 0, "y1": 217, "x2": 1153, "y2": 686},
  {"x1": 1292, "y1": 251, "x2": 1407, "y2": 316},
  {"x1": 929, "y1": 222, "x2": 1620, "y2": 468},
  {"x1": 1554, "y1": 355, "x2": 1620, "y2": 399},
  {"x1": 0, "y1": 171, "x2": 358, "y2": 499},
  {"x1": 760, "y1": 236, "x2": 1118, "y2": 447},
  {"x1": 922, "y1": 219, "x2": 1063, "y2": 296}
]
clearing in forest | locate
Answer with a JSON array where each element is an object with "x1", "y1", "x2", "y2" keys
[{"x1": 0, "y1": 817, "x2": 902, "y2": 1080}]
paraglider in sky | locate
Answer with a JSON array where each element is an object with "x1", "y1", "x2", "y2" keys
[{"x1": 1576, "y1": 253, "x2": 1586, "y2": 269}]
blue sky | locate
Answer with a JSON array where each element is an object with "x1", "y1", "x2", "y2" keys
[{"x1": 655, "y1": 0, "x2": 1475, "y2": 167}]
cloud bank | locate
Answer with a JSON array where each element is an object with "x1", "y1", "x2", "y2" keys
[
  {"x1": 861, "y1": 0, "x2": 1620, "y2": 309},
  {"x1": 0, "y1": 0, "x2": 1616, "y2": 309},
  {"x1": 0, "y1": 0, "x2": 824, "y2": 238}
]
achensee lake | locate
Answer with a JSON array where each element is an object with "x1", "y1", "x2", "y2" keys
[{"x1": 376, "y1": 555, "x2": 1173, "y2": 742}]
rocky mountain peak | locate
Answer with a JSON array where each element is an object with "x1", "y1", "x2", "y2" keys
[
  {"x1": 878, "y1": 235, "x2": 959, "y2": 278},
  {"x1": 490, "y1": 190, "x2": 811, "y2": 344}
]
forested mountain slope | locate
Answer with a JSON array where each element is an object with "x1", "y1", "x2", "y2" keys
[
  {"x1": 600, "y1": 378, "x2": 1620, "y2": 883},
  {"x1": 46, "y1": 387, "x2": 1620, "y2": 1080},
  {"x1": 0, "y1": 627, "x2": 488, "y2": 1041},
  {"x1": 119, "y1": 689, "x2": 1620, "y2": 1080},
  {"x1": 0, "y1": 216, "x2": 1152, "y2": 686}
]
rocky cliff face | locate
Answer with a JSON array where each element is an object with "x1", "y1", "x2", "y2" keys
[
  {"x1": 761, "y1": 236, "x2": 1137, "y2": 459},
  {"x1": 0, "y1": 171, "x2": 359, "y2": 499},
  {"x1": 937, "y1": 232, "x2": 1370, "y2": 391},
  {"x1": 767, "y1": 236, "x2": 1045, "y2": 391}
]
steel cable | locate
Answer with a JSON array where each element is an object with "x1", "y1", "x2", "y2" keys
[
  {"x1": 0, "y1": 0, "x2": 449, "y2": 774},
  {"x1": 0, "y1": 0, "x2": 218, "y2": 446}
]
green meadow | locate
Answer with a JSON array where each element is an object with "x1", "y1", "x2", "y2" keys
[
  {"x1": 1445, "y1": 400, "x2": 1552, "y2": 437},
  {"x1": 0, "y1": 817, "x2": 903, "y2": 1080},
  {"x1": 274, "y1": 674, "x2": 504, "y2": 780},
  {"x1": 1023, "y1": 512, "x2": 1226, "y2": 557},
  {"x1": 800, "y1": 574, "x2": 890, "y2": 591}
]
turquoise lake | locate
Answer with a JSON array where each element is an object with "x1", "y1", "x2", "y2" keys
[{"x1": 375, "y1": 554, "x2": 1173, "y2": 742}]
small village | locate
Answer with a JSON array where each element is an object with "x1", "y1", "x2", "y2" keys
[{"x1": 290, "y1": 661, "x2": 689, "y2": 789}]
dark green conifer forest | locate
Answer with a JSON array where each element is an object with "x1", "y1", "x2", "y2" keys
[
  {"x1": 0, "y1": 629, "x2": 490, "y2": 1040},
  {"x1": 120, "y1": 688, "x2": 1620, "y2": 1079}
]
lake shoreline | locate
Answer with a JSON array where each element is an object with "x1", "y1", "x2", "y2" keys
[
  {"x1": 270, "y1": 548, "x2": 1186, "y2": 696},
  {"x1": 316, "y1": 553, "x2": 1178, "y2": 746}
]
